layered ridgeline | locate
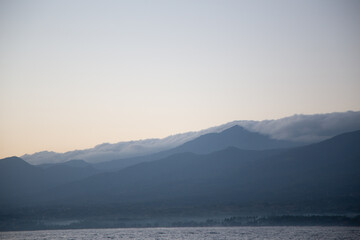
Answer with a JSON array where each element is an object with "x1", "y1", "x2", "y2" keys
[
  {"x1": 0, "y1": 125, "x2": 297, "y2": 204},
  {"x1": 17, "y1": 130, "x2": 360, "y2": 209},
  {"x1": 0, "y1": 157, "x2": 99, "y2": 205},
  {"x1": 94, "y1": 125, "x2": 300, "y2": 171},
  {"x1": 0, "y1": 125, "x2": 360, "y2": 230},
  {"x1": 21, "y1": 111, "x2": 360, "y2": 165}
]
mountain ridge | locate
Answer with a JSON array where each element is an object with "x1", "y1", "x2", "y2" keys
[
  {"x1": 19, "y1": 129, "x2": 360, "y2": 211},
  {"x1": 20, "y1": 111, "x2": 360, "y2": 165},
  {"x1": 93, "y1": 125, "x2": 299, "y2": 171},
  {"x1": 1, "y1": 129, "x2": 360, "y2": 231}
]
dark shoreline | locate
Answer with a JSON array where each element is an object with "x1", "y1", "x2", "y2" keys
[{"x1": 1, "y1": 215, "x2": 359, "y2": 232}]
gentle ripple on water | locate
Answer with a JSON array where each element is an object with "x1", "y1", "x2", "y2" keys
[{"x1": 1, "y1": 226, "x2": 360, "y2": 240}]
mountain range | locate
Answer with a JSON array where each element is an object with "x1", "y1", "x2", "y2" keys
[
  {"x1": 21, "y1": 111, "x2": 360, "y2": 165},
  {"x1": 93, "y1": 125, "x2": 300, "y2": 171},
  {"x1": 18, "y1": 129, "x2": 360, "y2": 209},
  {"x1": 0, "y1": 125, "x2": 297, "y2": 204},
  {"x1": 0, "y1": 120, "x2": 360, "y2": 230},
  {"x1": 0, "y1": 157, "x2": 99, "y2": 205}
]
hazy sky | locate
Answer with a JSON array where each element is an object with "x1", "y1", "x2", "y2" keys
[{"x1": 1, "y1": 0, "x2": 359, "y2": 158}]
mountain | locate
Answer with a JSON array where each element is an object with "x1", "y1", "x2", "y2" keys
[
  {"x1": 20, "y1": 122, "x2": 239, "y2": 165},
  {"x1": 28, "y1": 130, "x2": 360, "y2": 213},
  {"x1": 172, "y1": 125, "x2": 300, "y2": 153},
  {"x1": 0, "y1": 157, "x2": 100, "y2": 206},
  {"x1": 0, "y1": 157, "x2": 46, "y2": 203},
  {"x1": 1, "y1": 125, "x2": 299, "y2": 205},
  {"x1": 1, "y1": 130, "x2": 360, "y2": 230},
  {"x1": 94, "y1": 125, "x2": 300, "y2": 171},
  {"x1": 21, "y1": 111, "x2": 360, "y2": 165}
]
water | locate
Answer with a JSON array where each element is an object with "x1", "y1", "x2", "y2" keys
[{"x1": 1, "y1": 226, "x2": 359, "y2": 240}]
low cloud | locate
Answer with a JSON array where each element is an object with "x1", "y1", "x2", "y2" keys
[{"x1": 238, "y1": 111, "x2": 360, "y2": 143}]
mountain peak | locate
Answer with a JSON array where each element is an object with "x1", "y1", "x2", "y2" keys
[
  {"x1": 221, "y1": 125, "x2": 260, "y2": 136},
  {"x1": 222, "y1": 125, "x2": 247, "y2": 132},
  {"x1": 174, "y1": 124, "x2": 299, "y2": 154},
  {"x1": 0, "y1": 156, "x2": 30, "y2": 167}
]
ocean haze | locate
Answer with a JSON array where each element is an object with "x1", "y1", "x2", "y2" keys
[{"x1": 21, "y1": 111, "x2": 360, "y2": 164}]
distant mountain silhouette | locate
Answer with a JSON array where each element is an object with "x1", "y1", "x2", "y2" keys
[
  {"x1": 0, "y1": 157, "x2": 46, "y2": 203},
  {"x1": 27, "y1": 130, "x2": 360, "y2": 212},
  {"x1": 173, "y1": 125, "x2": 300, "y2": 153},
  {"x1": 94, "y1": 125, "x2": 300, "y2": 171},
  {"x1": 0, "y1": 157, "x2": 99, "y2": 206},
  {"x1": 21, "y1": 111, "x2": 360, "y2": 165},
  {"x1": 1, "y1": 130, "x2": 360, "y2": 231}
]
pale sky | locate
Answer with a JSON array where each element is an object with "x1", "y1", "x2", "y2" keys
[{"x1": 1, "y1": 0, "x2": 359, "y2": 158}]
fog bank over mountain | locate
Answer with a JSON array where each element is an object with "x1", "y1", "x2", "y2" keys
[
  {"x1": 22, "y1": 122, "x2": 238, "y2": 165},
  {"x1": 22, "y1": 111, "x2": 360, "y2": 165},
  {"x1": 237, "y1": 111, "x2": 360, "y2": 142}
]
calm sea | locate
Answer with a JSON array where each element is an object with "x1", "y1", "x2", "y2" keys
[{"x1": 1, "y1": 226, "x2": 359, "y2": 240}]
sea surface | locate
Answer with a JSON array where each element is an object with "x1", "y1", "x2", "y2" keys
[{"x1": 1, "y1": 226, "x2": 359, "y2": 240}]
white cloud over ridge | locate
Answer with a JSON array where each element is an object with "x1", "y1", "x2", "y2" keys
[
  {"x1": 22, "y1": 111, "x2": 360, "y2": 165},
  {"x1": 237, "y1": 111, "x2": 360, "y2": 142}
]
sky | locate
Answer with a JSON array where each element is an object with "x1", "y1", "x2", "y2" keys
[{"x1": 1, "y1": 0, "x2": 360, "y2": 158}]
